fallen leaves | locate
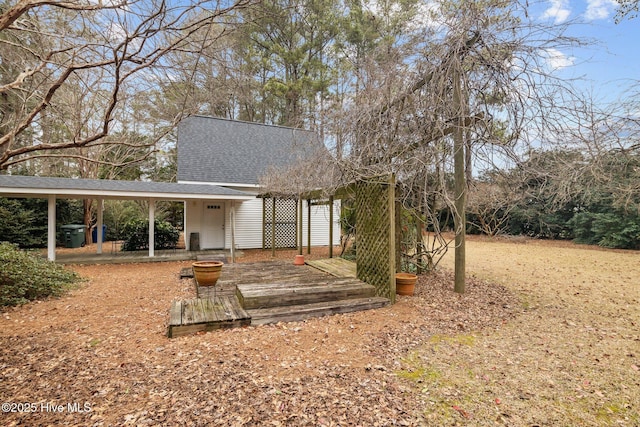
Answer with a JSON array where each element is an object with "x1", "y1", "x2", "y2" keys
[
  {"x1": 1, "y1": 240, "x2": 639, "y2": 425},
  {"x1": 452, "y1": 405, "x2": 471, "y2": 418}
]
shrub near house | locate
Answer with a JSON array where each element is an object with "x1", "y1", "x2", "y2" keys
[
  {"x1": 120, "y1": 219, "x2": 180, "y2": 251},
  {"x1": 0, "y1": 242, "x2": 82, "y2": 307}
]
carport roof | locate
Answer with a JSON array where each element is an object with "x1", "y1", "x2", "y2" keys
[{"x1": 0, "y1": 175, "x2": 254, "y2": 201}]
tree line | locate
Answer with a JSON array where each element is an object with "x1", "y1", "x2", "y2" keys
[{"x1": 469, "y1": 149, "x2": 640, "y2": 249}]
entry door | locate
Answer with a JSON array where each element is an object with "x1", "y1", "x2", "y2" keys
[{"x1": 201, "y1": 202, "x2": 225, "y2": 249}]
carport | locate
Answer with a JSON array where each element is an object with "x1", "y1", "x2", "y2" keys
[{"x1": 0, "y1": 175, "x2": 254, "y2": 261}]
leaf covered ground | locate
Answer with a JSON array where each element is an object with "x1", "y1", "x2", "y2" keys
[{"x1": 1, "y1": 238, "x2": 638, "y2": 426}]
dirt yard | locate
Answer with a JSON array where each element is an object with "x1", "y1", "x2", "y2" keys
[{"x1": 1, "y1": 238, "x2": 638, "y2": 426}]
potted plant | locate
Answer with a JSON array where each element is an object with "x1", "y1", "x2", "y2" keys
[
  {"x1": 395, "y1": 272, "x2": 418, "y2": 295},
  {"x1": 192, "y1": 261, "x2": 223, "y2": 286}
]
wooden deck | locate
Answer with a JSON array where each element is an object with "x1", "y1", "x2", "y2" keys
[
  {"x1": 168, "y1": 260, "x2": 389, "y2": 337},
  {"x1": 168, "y1": 296, "x2": 251, "y2": 338},
  {"x1": 307, "y1": 257, "x2": 357, "y2": 278}
]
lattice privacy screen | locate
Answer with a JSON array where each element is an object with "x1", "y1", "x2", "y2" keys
[
  {"x1": 355, "y1": 175, "x2": 396, "y2": 301},
  {"x1": 263, "y1": 198, "x2": 297, "y2": 249}
]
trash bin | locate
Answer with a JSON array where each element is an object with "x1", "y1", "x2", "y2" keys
[
  {"x1": 61, "y1": 224, "x2": 86, "y2": 248},
  {"x1": 92, "y1": 224, "x2": 107, "y2": 243},
  {"x1": 189, "y1": 232, "x2": 200, "y2": 251}
]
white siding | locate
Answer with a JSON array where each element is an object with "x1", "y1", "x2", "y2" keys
[
  {"x1": 302, "y1": 199, "x2": 341, "y2": 247},
  {"x1": 228, "y1": 197, "x2": 264, "y2": 249},
  {"x1": 186, "y1": 192, "x2": 341, "y2": 250},
  {"x1": 184, "y1": 200, "x2": 203, "y2": 250}
]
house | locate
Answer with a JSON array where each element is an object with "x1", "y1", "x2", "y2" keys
[
  {"x1": 177, "y1": 116, "x2": 340, "y2": 251},
  {"x1": 0, "y1": 116, "x2": 340, "y2": 260}
]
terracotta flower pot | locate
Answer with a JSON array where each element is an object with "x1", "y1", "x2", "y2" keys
[
  {"x1": 395, "y1": 272, "x2": 417, "y2": 296},
  {"x1": 294, "y1": 254, "x2": 305, "y2": 265},
  {"x1": 192, "y1": 261, "x2": 223, "y2": 286}
]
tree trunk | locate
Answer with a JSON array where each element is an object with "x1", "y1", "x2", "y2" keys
[{"x1": 453, "y1": 68, "x2": 466, "y2": 294}]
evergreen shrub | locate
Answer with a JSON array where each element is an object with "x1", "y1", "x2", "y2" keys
[
  {"x1": 121, "y1": 219, "x2": 179, "y2": 251},
  {"x1": 0, "y1": 242, "x2": 82, "y2": 307}
]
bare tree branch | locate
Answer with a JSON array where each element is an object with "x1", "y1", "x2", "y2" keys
[
  {"x1": 0, "y1": 0, "x2": 254, "y2": 170},
  {"x1": 0, "y1": 0, "x2": 127, "y2": 31}
]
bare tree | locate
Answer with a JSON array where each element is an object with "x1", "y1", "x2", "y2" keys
[
  {"x1": 615, "y1": 0, "x2": 639, "y2": 21},
  {"x1": 260, "y1": 0, "x2": 588, "y2": 293},
  {"x1": 539, "y1": 88, "x2": 640, "y2": 212},
  {"x1": 467, "y1": 174, "x2": 519, "y2": 236},
  {"x1": 0, "y1": 0, "x2": 253, "y2": 171}
]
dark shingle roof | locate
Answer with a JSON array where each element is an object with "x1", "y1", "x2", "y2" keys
[
  {"x1": 177, "y1": 116, "x2": 322, "y2": 185},
  {"x1": 0, "y1": 175, "x2": 253, "y2": 200}
]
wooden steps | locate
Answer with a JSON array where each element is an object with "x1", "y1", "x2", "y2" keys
[
  {"x1": 236, "y1": 280, "x2": 376, "y2": 310},
  {"x1": 307, "y1": 258, "x2": 357, "y2": 278},
  {"x1": 247, "y1": 297, "x2": 390, "y2": 325},
  {"x1": 167, "y1": 295, "x2": 251, "y2": 338},
  {"x1": 167, "y1": 260, "x2": 391, "y2": 337},
  {"x1": 234, "y1": 260, "x2": 389, "y2": 325},
  {"x1": 179, "y1": 267, "x2": 193, "y2": 279}
]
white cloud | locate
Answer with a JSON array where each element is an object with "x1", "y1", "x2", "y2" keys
[
  {"x1": 364, "y1": 0, "x2": 442, "y2": 33},
  {"x1": 584, "y1": 0, "x2": 617, "y2": 20},
  {"x1": 544, "y1": 48, "x2": 576, "y2": 70},
  {"x1": 541, "y1": 0, "x2": 571, "y2": 24},
  {"x1": 405, "y1": 1, "x2": 443, "y2": 32}
]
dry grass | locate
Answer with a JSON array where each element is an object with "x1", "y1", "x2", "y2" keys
[{"x1": 412, "y1": 236, "x2": 640, "y2": 425}]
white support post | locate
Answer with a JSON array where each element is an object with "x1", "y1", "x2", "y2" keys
[
  {"x1": 184, "y1": 201, "x2": 189, "y2": 251},
  {"x1": 307, "y1": 199, "x2": 311, "y2": 255},
  {"x1": 96, "y1": 198, "x2": 103, "y2": 254},
  {"x1": 329, "y1": 195, "x2": 334, "y2": 259},
  {"x1": 230, "y1": 202, "x2": 236, "y2": 263},
  {"x1": 47, "y1": 195, "x2": 56, "y2": 261},
  {"x1": 148, "y1": 200, "x2": 155, "y2": 257},
  {"x1": 298, "y1": 196, "x2": 303, "y2": 255}
]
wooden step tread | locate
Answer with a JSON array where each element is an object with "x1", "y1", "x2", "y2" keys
[
  {"x1": 167, "y1": 296, "x2": 251, "y2": 338},
  {"x1": 307, "y1": 258, "x2": 357, "y2": 278},
  {"x1": 247, "y1": 297, "x2": 390, "y2": 325},
  {"x1": 237, "y1": 281, "x2": 376, "y2": 309},
  {"x1": 179, "y1": 267, "x2": 194, "y2": 278},
  {"x1": 235, "y1": 277, "x2": 363, "y2": 292}
]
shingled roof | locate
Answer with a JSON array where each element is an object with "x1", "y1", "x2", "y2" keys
[
  {"x1": 177, "y1": 116, "x2": 322, "y2": 186},
  {"x1": 0, "y1": 175, "x2": 253, "y2": 200}
]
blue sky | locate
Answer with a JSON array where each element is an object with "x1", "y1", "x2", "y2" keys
[{"x1": 537, "y1": 0, "x2": 640, "y2": 102}]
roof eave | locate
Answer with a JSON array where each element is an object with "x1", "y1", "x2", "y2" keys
[{"x1": 0, "y1": 187, "x2": 255, "y2": 201}]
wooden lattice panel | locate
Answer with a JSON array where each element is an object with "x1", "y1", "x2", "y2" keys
[
  {"x1": 355, "y1": 175, "x2": 396, "y2": 301},
  {"x1": 264, "y1": 198, "x2": 297, "y2": 249}
]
